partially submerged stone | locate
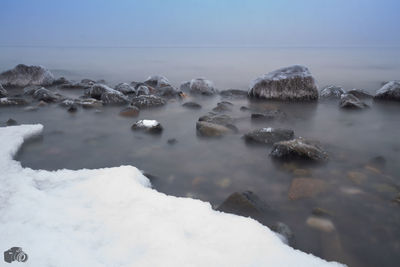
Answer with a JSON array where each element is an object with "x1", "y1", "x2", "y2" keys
[
  {"x1": 217, "y1": 191, "x2": 271, "y2": 218},
  {"x1": 182, "y1": 101, "x2": 202, "y2": 109},
  {"x1": 212, "y1": 101, "x2": 233, "y2": 113},
  {"x1": 288, "y1": 178, "x2": 327, "y2": 200},
  {"x1": 144, "y1": 75, "x2": 171, "y2": 88},
  {"x1": 32, "y1": 87, "x2": 59, "y2": 102},
  {"x1": 319, "y1": 85, "x2": 345, "y2": 99},
  {"x1": 115, "y1": 83, "x2": 136, "y2": 95},
  {"x1": 306, "y1": 217, "x2": 335, "y2": 233},
  {"x1": 188, "y1": 78, "x2": 217, "y2": 95},
  {"x1": 248, "y1": 65, "x2": 318, "y2": 101},
  {"x1": 0, "y1": 97, "x2": 29, "y2": 106},
  {"x1": 374, "y1": 81, "x2": 400, "y2": 101},
  {"x1": 339, "y1": 94, "x2": 369, "y2": 109},
  {"x1": 270, "y1": 138, "x2": 328, "y2": 162},
  {"x1": 219, "y1": 89, "x2": 248, "y2": 98},
  {"x1": 101, "y1": 90, "x2": 129, "y2": 105},
  {"x1": 6, "y1": 118, "x2": 18, "y2": 126},
  {"x1": 196, "y1": 121, "x2": 233, "y2": 137},
  {"x1": 347, "y1": 89, "x2": 373, "y2": 99},
  {"x1": 244, "y1": 128, "x2": 294, "y2": 145},
  {"x1": 0, "y1": 64, "x2": 54, "y2": 87},
  {"x1": 131, "y1": 119, "x2": 163, "y2": 134}
]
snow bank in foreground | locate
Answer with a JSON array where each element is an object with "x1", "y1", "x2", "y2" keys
[{"x1": 0, "y1": 125, "x2": 345, "y2": 267}]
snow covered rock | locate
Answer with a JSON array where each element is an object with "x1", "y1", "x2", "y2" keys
[
  {"x1": 248, "y1": 65, "x2": 319, "y2": 101},
  {"x1": 0, "y1": 125, "x2": 344, "y2": 267},
  {"x1": 374, "y1": 81, "x2": 400, "y2": 101},
  {"x1": 0, "y1": 64, "x2": 54, "y2": 87},
  {"x1": 188, "y1": 78, "x2": 217, "y2": 95},
  {"x1": 244, "y1": 128, "x2": 294, "y2": 145},
  {"x1": 346, "y1": 89, "x2": 372, "y2": 99},
  {"x1": 87, "y1": 84, "x2": 113, "y2": 99},
  {"x1": 115, "y1": 83, "x2": 136, "y2": 95},
  {"x1": 320, "y1": 85, "x2": 345, "y2": 99},
  {"x1": 144, "y1": 75, "x2": 171, "y2": 88},
  {"x1": 131, "y1": 119, "x2": 163, "y2": 134},
  {"x1": 100, "y1": 90, "x2": 129, "y2": 105},
  {"x1": 339, "y1": 94, "x2": 369, "y2": 109},
  {"x1": 32, "y1": 87, "x2": 59, "y2": 102},
  {"x1": 0, "y1": 84, "x2": 8, "y2": 97},
  {"x1": 131, "y1": 95, "x2": 166, "y2": 109},
  {"x1": 270, "y1": 137, "x2": 328, "y2": 162}
]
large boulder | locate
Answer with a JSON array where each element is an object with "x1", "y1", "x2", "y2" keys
[
  {"x1": 0, "y1": 64, "x2": 54, "y2": 87},
  {"x1": 187, "y1": 78, "x2": 217, "y2": 95},
  {"x1": 319, "y1": 85, "x2": 345, "y2": 99},
  {"x1": 374, "y1": 81, "x2": 400, "y2": 101},
  {"x1": 0, "y1": 84, "x2": 8, "y2": 98},
  {"x1": 244, "y1": 128, "x2": 294, "y2": 145},
  {"x1": 270, "y1": 138, "x2": 328, "y2": 162},
  {"x1": 248, "y1": 65, "x2": 318, "y2": 101},
  {"x1": 339, "y1": 94, "x2": 368, "y2": 109},
  {"x1": 87, "y1": 84, "x2": 112, "y2": 99},
  {"x1": 131, "y1": 95, "x2": 166, "y2": 109}
]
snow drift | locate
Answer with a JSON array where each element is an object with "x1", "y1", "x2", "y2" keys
[{"x1": 0, "y1": 124, "x2": 344, "y2": 267}]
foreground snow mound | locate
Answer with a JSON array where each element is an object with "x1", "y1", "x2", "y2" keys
[{"x1": 0, "y1": 125, "x2": 344, "y2": 267}]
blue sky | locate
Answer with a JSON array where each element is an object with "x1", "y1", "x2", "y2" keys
[{"x1": 0, "y1": 0, "x2": 399, "y2": 47}]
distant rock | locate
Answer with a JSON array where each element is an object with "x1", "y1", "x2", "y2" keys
[
  {"x1": 144, "y1": 75, "x2": 170, "y2": 88},
  {"x1": 61, "y1": 98, "x2": 102, "y2": 109},
  {"x1": 0, "y1": 64, "x2": 54, "y2": 87},
  {"x1": 167, "y1": 138, "x2": 177, "y2": 145},
  {"x1": 339, "y1": 94, "x2": 369, "y2": 109},
  {"x1": 248, "y1": 65, "x2": 318, "y2": 101},
  {"x1": 347, "y1": 89, "x2": 373, "y2": 99},
  {"x1": 101, "y1": 90, "x2": 129, "y2": 105},
  {"x1": 196, "y1": 121, "x2": 233, "y2": 137},
  {"x1": 212, "y1": 101, "x2": 233, "y2": 113},
  {"x1": 32, "y1": 87, "x2": 59, "y2": 102},
  {"x1": 270, "y1": 137, "x2": 328, "y2": 162},
  {"x1": 374, "y1": 81, "x2": 400, "y2": 101},
  {"x1": 319, "y1": 85, "x2": 345, "y2": 99},
  {"x1": 115, "y1": 83, "x2": 136, "y2": 95},
  {"x1": 0, "y1": 97, "x2": 29, "y2": 106},
  {"x1": 119, "y1": 106, "x2": 140, "y2": 117},
  {"x1": 131, "y1": 95, "x2": 166, "y2": 109},
  {"x1": 244, "y1": 128, "x2": 294, "y2": 145},
  {"x1": 289, "y1": 178, "x2": 327, "y2": 200},
  {"x1": 87, "y1": 84, "x2": 113, "y2": 99},
  {"x1": 131, "y1": 119, "x2": 163, "y2": 134},
  {"x1": 220, "y1": 89, "x2": 248, "y2": 98},
  {"x1": 188, "y1": 78, "x2": 217, "y2": 95},
  {"x1": 179, "y1": 81, "x2": 191, "y2": 92},
  {"x1": 182, "y1": 102, "x2": 202, "y2": 109},
  {"x1": 59, "y1": 80, "x2": 92, "y2": 89},
  {"x1": 156, "y1": 85, "x2": 181, "y2": 98},
  {"x1": 0, "y1": 84, "x2": 8, "y2": 97}
]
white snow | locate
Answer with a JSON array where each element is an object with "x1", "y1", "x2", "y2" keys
[
  {"x1": 261, "y1": 127, "x2": 273, "y2": 133},
  {"x1": 137, "y1": 119, "x2": 159, "y2": 127},
  {"x1": 0, "y1": 124, "x2": 345, "y2": 267}
]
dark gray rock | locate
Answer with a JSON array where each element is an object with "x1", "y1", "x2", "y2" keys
[
  {"x1": 135, "y1": 85, "x2": 151, "y2": 96},
  {"x1": 144, "y1": 75, "x2": 170, "y2": 88},
  {"x1": 115, "y1": 83, "x2": 136, "y2": 95},
  {"x1": 319, "y1": 85, "x2": 345, "y2": 99},
  {"x1": 67, "y1": 105, "x2": 78, "y2": 113},
  {"x1": 179, "y1": 81, "x2": 191, "y2": 92},
  {"x1": 220, "y1": 89, "x2": 248, "y2": 98},
  {"x1": 87, "y1": 84, "x2": 112, "y2": 99},
  {"x1": 340, "y1": 94, "x2": 369, "y2": 109},
  {"x1": 0, "y1": 84, "x2": 8, "y2": 97},
  {"x1": 198, "y1": 114, "x2": 236, "y2": 128},
  {"x1": 167, "y1": 138, "x2": 177, "y2": 145},
  {"x1": 101, "y1": 90, "x2": 129, "y2": 105},
  {"x1": 188, "y1": 78, "x2": 217, "y2": 95},
  {"x1": 248, "y1": 65, "x2": 318, "y2": 101},
  {"x1": 212, "y1": 101, "x2": 233, "y2": 113},
  {"x1": 6, "y1": 118, "x2": 18, "y2": 126},
  {"x1": 270, "y1": 137, "x2": 328, "y2": 162},
  {"x1": 244, "y1": 128, "x2": 294, "y2": 145},
  {"x1": 131, "y1": 95, "x2": 166, "y2": 109},
  {"x1": 0, "y1": 64, "x2": 54, "y2": 87},
  {"x1": 156, "y1": 85, "x2": 181, "y2": 98},
  {"x1": 182, "y1": 102, "x2": 202, "y2": 109},
  {"x1": 347, "y1": 89, "x2": 373, "y2": 99},
  {"x1": 32, "y1": 87, "x2": 59, "y2": 102},
  {"x1": 23, "y1": 85, "x2": 42, "y2": 95},
  {"x1": 374, "y1": 81, "x2": 400, "y2": 101},
  {"x1": 196, "y1": 121, "x2": 233, "y2": 137},
  {"x1": 131, "y1": 119, "x2": 163, "y2": 134}
]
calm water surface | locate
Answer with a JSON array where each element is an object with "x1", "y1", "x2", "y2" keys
[{"x1": 1, "y1": 47, "x2": 399, "y2": 267}]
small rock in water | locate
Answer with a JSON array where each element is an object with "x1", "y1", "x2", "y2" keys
[
  {"x1": 6, "y1": 118, "x2": 18, "y2": 126},
  {"x1": 347, "y1": 88, "x2": 373, "y2": 99},
  {"x1": 144, "y1": 75, "x2": 171, "y2": 88},
  {"x1": 182, "y1": 101, "x2": 202, "y2": 109},
  {"x1": 248, "y1": 65, "x2": 319, "y2": 101},
  {"x1": 217, "y1": 191, "x2": 271, "y2": 218},
  {"x1": 319, "y1": 85, "x2": 345, "y2": 99},
  {"x1": 367, "y1": 155, "x2": 386, "y2": 169},
  {"x1": 288, "y1": 178, "x2": 327, "y2": 200},
  {"x1": 306, "y1": 217, "x2": 336, "y2": 233},
  {"x1": 346, "y1": 171, "x2": 367, "y2": 184},
  {"x1": 312, "y1": 207, "x2": 333, "y2": 217},
  {"x1": 131, "y1": 119, "x2": 163, "y2": 134},
  {"x1": 212, "y1": 101, "x2": 233, "y2": 112},
  {"x1": 167, "y1": 138, "x2": 177, "y2": 145},
  {"x1": 67, "y1": 105, "x2": 78, "y2": 113},
  {"x1": 119, "y1": 106, "x2": 140, "y2": 117},
  {"x1": 240, "y1": 106, "x2": 250, "y2": 111},
  {"x1": 339, "y1": 94, "x2": 369, "y2": 109},
  {"x1": 374, "y1": 81, "x2": 400, "y2": 101},
  {"x1": 270, "y1": 222, "x2": 294, "y2": 246},
  {"x1": 0, "y1": 64, "x2": 54, "y2": 87},
  {"x1": 270, "y1": 138, "x2": 328, "y2": 162},
  {"x1": 244, "y1": 128, "x2": 294, "y2": 145},
  {"x1": 0, "y1": 84, "x2": 8, "y2": 97},
  {"x1": 196, "y1": 121, "x2": 233, "y2": 137}
]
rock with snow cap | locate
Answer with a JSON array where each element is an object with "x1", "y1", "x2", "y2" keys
[
  {"x1": 0, "y1": 97, "x2": 29, "y2": 106},
  {"x1": 32, "y1": 87, "x2": 59, "y2": 102},
  {"x1": 188, "y1": 78, "x2": 217, "y2": 95},
  {"x1": 115, "y1": 83, "x2": 136, "y2": 95},
  {"x1": 131, "y1": 95, "x2": 166, "y2": 109},
  {"x1": 374, "y1": 81, "x2": 400, "y2": 101},
  {"x1": 0, "y1": 64, "x2": 55, "y2": 87},
  {"x1": 131, "y1": 119, "x2": 163, "y2": 134},
  {"x1": 320, "y1": 85, "x2": 345, "y2": 99}
]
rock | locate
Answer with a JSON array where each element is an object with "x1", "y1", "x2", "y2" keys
[
  {"x1": 131, "y1": 119, "x2": 163, "y2": 134},
  {"x1": 6, "y1": 118, "x2": 18, "y2": 126},
  {"x1": 312, "y1": 207, "x2": 333, "y2": 217},
  {"x1": 0, "y1": 97, "x2": 29, "y2": 106},
  {"x1": 288, "y1": 178, "x2": 327, "y2": 200},
  {"x1": 179, "y1": 81, "x2": 191, "y2": 92},
  {"x1": 244, "y1": 128, "x2": 294, "y2": 145},
  {"x1": 131, "y1": 95, "x2": 166, "y2": 109},
  {"x1": 37, "y1": 100, "x2": 48, "y2": 107},
  {"x1": 347, "y1": 89, "x2": 373, "y2": 99},
  {"x1": 81, "y1": 79, "x2": 96, "y2": 85},
  {"x1": 196, "y1": 121, "x2": 233, "y2": 137},
  {"x1": 0, "y1": 84, "x2": 8, "y2": 97},
  {"x1": 306, "y1": 217, "x2": 335, "y2": 233},
  {"x1": 270, "y1": 222, "x2": 294, "y2": 246},
  {"x1": 217, "y1": 191, "x2": 271, "y2": 217},
  {"x1": 144, "y1": 75, "x2": 170, "y2": 88},
  {"x1": 251, "y1": 110, "x2": 286, "y2": 121},
  {"x1": 374, "y1": 81, "x2": 400, "y2": 101},
  {"x1": 167, "y1": 138, "x2": 177, "y2": 145},
  {"x1": 52, "y1": 77, "x2": 69, "y2": 85},
  {"x1": 87, "y1": 84, "x2": 113, "y2": 99},
  {"x1": 101, "y1": 90, "x2": 129, "y2": 105},
  {"x1": 182, "y1": 101, "x2": 202, "y2": 109},
  {"x1": 188, "y1": 78, "x2": 217, "y2": 95},
  {"x1": 61, "y1": 98, "x2": 102, "y2": 109},
  {"x1": 135, "y1": 85, "x2": 151, "y2": 96},
  {"x1": 67, "y1": 105, "x2": 78, "y2": 113},
  {"x1": 32, "y1": 87, "x2": 59, "y2": 102},
  {"x1": 220, "y1": 89, "x2": 248, "y2": 98},
  {"x1": 240, "y1": 106, "x2": 250, "y2": 111},
  {"x1": 24, "y1": 106, "x2": 38, "y2": 112},
  {"x1": 212, "y1": 101, "x2": 233, "y2": 112},
  {"x1": 339, "y1": 94, "x2": 369, "y2": 109},
  {"x1": 119, "y1": 106, "x2": 140, "y2": 117},
  {"x1": 115, "y1": 83, "x2": 136, "y2": 95},
  {"x1": 270, "y1": 138, "x2": 328, "y2": 162},
  {"x1": 0, "y1": 64, "x2": 54, "y2": 87},
  {"x1": 248, "y1": 65, "x2": 318, "y2": 101},
  {"x1": 23, "y1": 85, "x2": 41, "y2": 95},
  {"x1": 319, "y1": 85, "x2": 345, "y2": 99},
  {"x1": 155, "y1": 85, "x2": 181, "y2": 98},
  {"x1": 198, "y1": 114, "x2": 237, "y2": 130}
]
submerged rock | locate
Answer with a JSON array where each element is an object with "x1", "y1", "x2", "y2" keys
[
  {"x1": 119, "y1": 106, "x2": 140, "y2": 117},
  {"x1": 289, "y1": 178, "x2": 327, "y2": 200},
  {"x1": 251, "y1": 110, "x2": 286, "y2": 121},
  {"x1": 220, "y1": 89, "x2": 248, "y2": 98},
  {"x1": 270, "y1": 138, "x2": 328, "y2": 162},
  {"x1": 248, "y1": 65, "x2": 318, "y2": 101},
  {"x1": 306, "y1": 217, "x2": 335, "y2": 233},
  {"x1": 339, "y1": 94, "x2": 369, "y2": 109},
  {"x1": 217, "y1": 191, "x2": 271, "y2": 217},
  {"x1": 131, "y1": 95, "x2": 166, "y2": 109},
  {"x1": 347, "y1": 89, "x2": 373, "y2": 99},
  {"x1": 319, "y1": 85, "x2": 345, "y2": 99},
  {"x1": 182, "y1": 101, "x2": 202, "y2": 109},
  {"x1": 167, "y1": 138, "x2": 177, "y2": 145},
  {"x1": 212, "y1": 101, "x2": 233, "y2": 113},
  {"x1": 131, "y1": 119, "x2": 163, "y2": 134},
  {"x1": 187, "y1": 78, "x2": 217, "y2": 95},
  {"x1": 244, "y1": 128, "x2": 294, "y2": 145},
  {"x1": 32, "y1": 87, "x2": 59, "y2": 102},
  {"x1": 198, "y1": 114, "x2": 237, "y2": 130},
  {"x1": 196, "y1": 121, "x2": 233, "y2": 137},
  {"x1": 115, "y1": 83, "x2": 136, "y2": 95},
  {"x1": 0, "y1": 84, "x2": 8, "y2": 97},
  {"x1": 374, "y1": 81, "x2": 400, "y2": 101},
  {"x1": 0, "y1": 64, "x2": 54, "y2": 87},
  {"x1": 0, "y1": 97, "x2": 29, "y2": 106},
  {"x1": 270, "y1": 222, "x2": 294, "y2": 246},
  {"x1": 67, "y1": 105, "x2": 78, "y2": 113}
]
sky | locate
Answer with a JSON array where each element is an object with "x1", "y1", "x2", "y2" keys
[{"x1": 0, "y1": 0, "x2": 399, "y2": 47}]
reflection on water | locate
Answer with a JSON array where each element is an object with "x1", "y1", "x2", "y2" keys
[{"x1": 1, "y1": 46, "x2": 400, "y2": 267}]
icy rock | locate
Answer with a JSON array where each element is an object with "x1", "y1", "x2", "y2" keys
[
  {"x1": 346, "y1": 89, "x2": 372, "y2": 99},
  {"x1": 87, "y1": 84, "x2": 114, "y2": 99},
  {"x1": 131, "y1": 119, "x2": 163, "y2": 134},
  {"x1": 115, "y1": 83, "x2": 136, "y2": 95},
  {"x1": 101, "y1": 90, "x2": 129, "y2": 105},
  {"x1": 189, "y1": 78, "x2": 217, "y2": 95},
  {"x1": 144, "y1": 75, "x2": 171, "y2": 88},
  {"x1": 244, "y1": 128, "x2": 294, "y2": 145},
  {"x1": 0, "y1": 64, "x2": 54, "y2": 87},
  {"x1": 135, "y1": 85, "x2": 151, "y2": 96},
  {"x1": 0, "y1": 84, "x2": 8, "y2": 97},
  {"x1": 374, "y1": 81, "x2": 400, "y2": 101},
  {"x1": 131, "y1": 95, "x2": 166, "y2": 109},
  {"x1": 320, "y1": 85, "x2": 345, "y2": 99},
  {"x1": 270, "y1": 137, "x2": 328, "y2": 162},
  {"x1": 248, "y1": 65, "x2": 318, "y2": 101},
  {"x1": 339, "y1": 94, "x2": 368, "y2": 109}
]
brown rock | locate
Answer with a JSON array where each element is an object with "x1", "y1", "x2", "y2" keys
[{"x1": 288, "y1": 178, "x2": 327, "y2": 200}]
